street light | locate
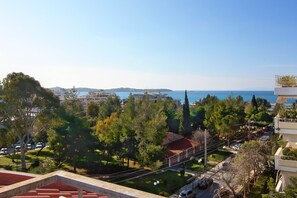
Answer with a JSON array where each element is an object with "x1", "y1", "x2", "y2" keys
[{"x1": 154, "y1": 180, "x2": 160, "y2": 186}]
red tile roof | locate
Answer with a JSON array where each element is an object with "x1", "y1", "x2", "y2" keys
[
  {"x1": 0, "y1": 171, "x2": 105, "y2": 198},
  {"x1": 166, "y1": 137, "x2": 199, "y2": 157}
]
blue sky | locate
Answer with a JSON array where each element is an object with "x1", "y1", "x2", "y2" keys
[{"x1": 0, "y1": 0, "x2": 297, "y2": 90}]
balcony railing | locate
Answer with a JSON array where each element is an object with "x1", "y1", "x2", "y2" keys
[
  {"x1": 274, "y1": 115, "x2": 297, "y2": 134},
  {"x1": 279, "y1": 117, "x2": 297, "y2": 123},
  {"x1": 276, "y1": 75, "x2": 297, "y2": 87},
  {"x1": 275, "y1": 147, "x2": 297, "y2": 170}
]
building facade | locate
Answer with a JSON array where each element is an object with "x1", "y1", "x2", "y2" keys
[{"x1": 274, "y1": 75, "x2": 297, "y2": 192}]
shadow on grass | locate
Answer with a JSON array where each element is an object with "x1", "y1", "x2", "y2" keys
[{"x1": 27, "y1": 150, "x2": 55, "y2": 158}]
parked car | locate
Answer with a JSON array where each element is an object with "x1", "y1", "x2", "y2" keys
[
  {"x1": 0, "y1": 147, "x2": 8, "y2": 155},
  {"x1": 231, "y1": 144, "x2": 240, "y2": 151},
  {"x1": 259, "y1": 135, "x2": 270, "y2": 141},
  {"x1": 197, "y1": 177, "x2": 213, "y2": 189},
  {"x1": 15, "y1": 145, "x2": 21, "y2": 152},
  {"x1": 27, "y1": 144, "x2": 32, "y2": 150},
  {"x1": 178, "y1": 189, "x2": 196, "y2": 198},
  {"x1": 35, "y1": 142, "x2": 45, "y2": 149}
]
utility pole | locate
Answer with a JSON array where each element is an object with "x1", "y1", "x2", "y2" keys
[{"x1": 204, "y1": 129, "x2": 207, "y2": 167}]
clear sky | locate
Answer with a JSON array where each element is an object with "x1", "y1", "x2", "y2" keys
[{"x1": 0, "y1": 0, "x2": 297, "y2": 90}]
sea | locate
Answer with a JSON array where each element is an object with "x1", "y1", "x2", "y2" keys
[{"x1": 79, "y1": 90, "x2": 284, "y2": 104}]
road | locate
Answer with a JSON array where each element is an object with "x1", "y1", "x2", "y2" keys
[{"x1": 170, "y1": 153, "x2": 238, "y2": 198}]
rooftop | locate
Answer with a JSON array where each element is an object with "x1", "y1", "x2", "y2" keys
[{"x1": 0, "y1": 170, "x2": 164, "y2": 198}]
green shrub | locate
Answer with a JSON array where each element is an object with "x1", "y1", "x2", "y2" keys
[
  {"x1": 277, "y1": 75, "x2": 297, "y2": 87},
  {"x1": 30, "y1": 158, "x2": 56, "y2": 174},
  {"x1": 4, "y1": 165, "x2": 12, "y2": 170},
  {"x1": 282, "y1": 147, "x2": 297, "y2": 160}
]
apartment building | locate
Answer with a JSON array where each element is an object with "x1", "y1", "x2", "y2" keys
[{"x1": 274, "y1": 75, "x2": 297, "y2": 192}]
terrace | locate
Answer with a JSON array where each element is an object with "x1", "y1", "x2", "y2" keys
[
  {"x1": 274, "y1": 75, "x2": 297, "y2": 101},
  {"x1": 274, "y1": 115, "x2": 297, "y2": 137},
  {"x1": 275, "y1": 143, "x2": 297, "y2": 172}
]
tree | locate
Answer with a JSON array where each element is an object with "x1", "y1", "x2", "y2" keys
[
  {"x1": 48, "y1": 112, "x2": 94, "y2": 173},
  {"x1": 86, "y1": 101, "x2": 99, "y2": 127},
  {"x1": 256, "y1": 97, "x2": 271, "y2": 111},
  {"x1": 201, "y1": 95, "x2": 219, "y2": 133},
  {"x1": 251, "y1": 94, "x2": 258, "y2": 114},
  {"x1": 87, "y1": 101, "x2": 99, "y2": 118},
  {"x1": 163, "y1": 100, "x2": 180, "y2": 133},
  {"x1": 221, "y1": 164, "x2": 238, "y2": 197},
  {"x1": 96, "y1": 113, "x2": 122, "y2": 161},
  {"x1": 190, "y1": 105, "x2": 205, "y2": 131},
  {"x1": 94, "y1": 94, "x2": 168, "y2": 167},
  {"x1": 254, "y1": 111, "x2": 273, "y2": 123},
  {"x1": 235, "y1": 140, "x2": 269, "y2": 195},
  {"x1": 98, "y1": 96, "x2": 121, "y2": 120},
  {"x1": 181, "y1": 90, "x2": 191, "y2": 136},
  {"x1": 211, "y1": 96, "x2": 245, "y2": 143},
  {"x1": 192, "y1": 130, "x2": 211, "y2": 145},
  {"x1": 63, "y1": 87, "x2": 85, "y2": 118},
  {"x1": 48, "y1": 87, "x2": 96, "y2": 172},
  {"x1": 134, "y1": 96, "x2": 167, "y2": 166},
  {"x1": 0, "y1": 72, "x2": 59, "y2": 171},
  {"x1": 118, "y1": 94, "x2": 137, "y2": 167}
]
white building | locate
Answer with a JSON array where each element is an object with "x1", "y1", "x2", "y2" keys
[{"x1": 274, "y1": 75, "x2": 297, "y2": 192}]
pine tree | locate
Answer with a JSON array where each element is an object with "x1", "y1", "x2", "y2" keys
[{"x1": 181, "y1": 90, "x2": 192, "y2": 136}]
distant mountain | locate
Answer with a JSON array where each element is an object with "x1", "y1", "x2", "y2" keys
[
  {"x1": 105, "y1": 87, "x2": 172, "y2": 92},
  {"x1": 50, "y1": 87, "x2": 172, "y2": 93},
  {"x1": 49, "y1": 87, "x2": 101, "y2": 94}
]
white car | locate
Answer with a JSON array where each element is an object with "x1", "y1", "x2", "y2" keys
[
  {"x1": 15, "y1": 145, "x2": 21, "y2": 152},
  {"x1": 27, "y1": 144, "x2": 32, "y2": 150},
  {"x1": 231, "y1": 144, "x2": 240, "y2": 151},
  {"x1": 0, "y1": 148, "x2": 8, "y2": 155},
  {"x1": 35, "y1": 142, "x2": 45, "y2": 149}
]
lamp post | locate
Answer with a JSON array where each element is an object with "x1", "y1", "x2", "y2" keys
[{"x1": 154, "y1": 180, "x2": 160, "y2": 186}]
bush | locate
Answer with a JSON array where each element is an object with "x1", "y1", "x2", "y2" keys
[
  {"x1": 277, "y1": 75, "x2": 297, "y2": 87},
  {"x1": 282, "y1": 147, "x2": 297, "y2": 160},
  {"x1": 30, "y1": 158, "x2": 56, "y2": 174},
  {"x1": 4, "y1": 165, "x2": 12, "y2": 170}
]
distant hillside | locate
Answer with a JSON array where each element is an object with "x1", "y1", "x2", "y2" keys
[
  {"x1": 105, "y1": 87, "x2": 172, "y2": 92},
  {"x1": 50, "y1": 87, "x2": 172, "y2": 93}
]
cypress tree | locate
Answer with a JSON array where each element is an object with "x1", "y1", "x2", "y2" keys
[
  {"x1": 181, "y1": 90, "x2": 192, "y2": 136},
  {"x1": 251, "y1": 95, "x2": 258, "y2": 113}
]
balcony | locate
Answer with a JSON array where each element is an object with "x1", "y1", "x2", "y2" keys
[
  {"x1": 275, "y1": 146, "x2": 297, "y2": 172},
  {"x1": 275, "y1": 75, "x2": 297, "y2": 98},
  {"x1": 274, "y1": 115, "x2": 297, "y2": 136}
]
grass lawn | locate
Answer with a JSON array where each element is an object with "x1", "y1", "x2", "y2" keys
[
  {"x1": 26, "y1": 149, "x2": 55, "y2": 160},
  {"x1": 121, "y1": 170, "x2": 192, "y2": 197},
  {"x1": 0, "y1": 156, "x2": 13, "y2": 166},
  {"x1": 185, "y1": 148, "x2": 232, "y2": 172},
  {"x1": 208, "y1": 149, "x2": 233, "y2": 163},
  {"x1": 0, "y1": 148, "x2": 55, "y2": 171}
]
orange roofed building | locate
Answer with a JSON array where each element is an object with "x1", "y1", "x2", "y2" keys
[
  {"x1": 0, "y1": 170, "x2": 164, "y2": 198},
  {"x1": 163, "y1": 132, "x2": 202, "y2": 167}
]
